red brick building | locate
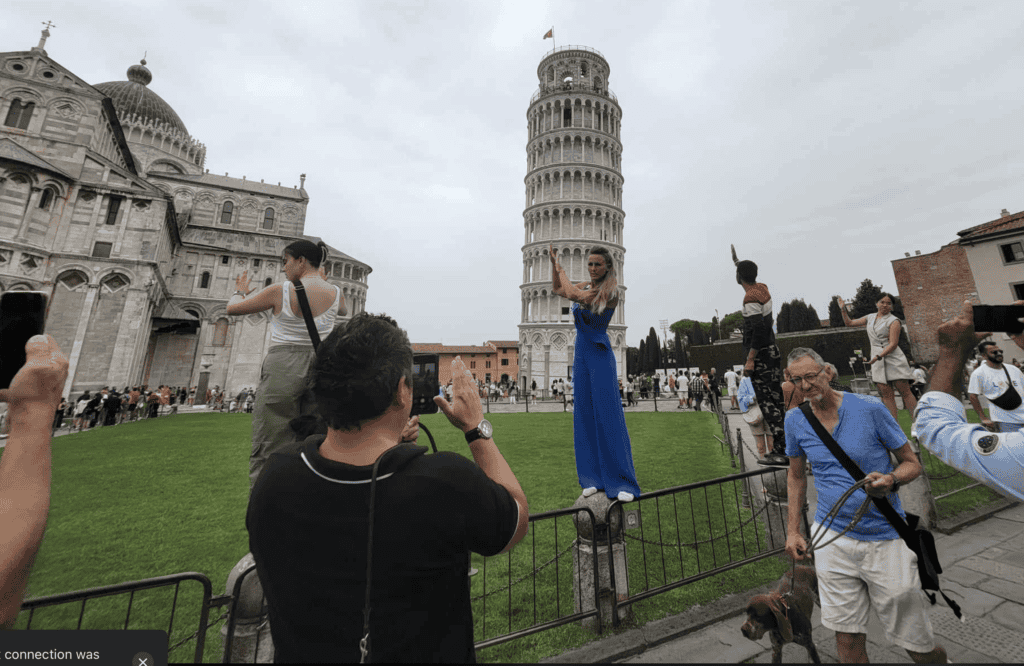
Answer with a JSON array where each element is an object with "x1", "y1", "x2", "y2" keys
[
  {"x1": 892, "y1": 209, "x2": 1024, "y2": 364},
  {"x1": 412, "y1": 340, "x2": 520, "y2": 386}
]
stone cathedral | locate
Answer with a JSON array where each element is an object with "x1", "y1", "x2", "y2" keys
[
  {"x1": 0, "y1": 29, "x2": 371, "y2": 399},
  {"x1": 518, "y1": 46, "x2": 627, "y2": 392}
]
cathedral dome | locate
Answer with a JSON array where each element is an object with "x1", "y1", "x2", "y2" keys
[{"x1": 94, "y1": 59, "x2": 190, "y2": 136}]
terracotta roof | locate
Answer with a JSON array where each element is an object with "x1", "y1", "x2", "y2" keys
[
  {"x1": 957, "y1": 210, "x2": 1024, "y2": 241},
  {"x1": 486, "y1": 340, "x2": 520, "y2": 347},
  {"x1": 412, "y1": 343, "x2": 495, "y2": 354}
]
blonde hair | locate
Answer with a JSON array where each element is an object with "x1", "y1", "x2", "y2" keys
[{"x1": 587, "y1": 247, "x2": 618, "y2": 315}]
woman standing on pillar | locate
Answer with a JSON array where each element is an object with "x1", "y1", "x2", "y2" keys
[
  {"x1": 549, "y1": 244, "x2": 641, "y2": 502},
  {"x1": 227, "y1": 240, "x2": 345, "y2": 491}
]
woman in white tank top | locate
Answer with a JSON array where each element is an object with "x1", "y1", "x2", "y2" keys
[{"x1": 227, "y1": 240, "x2": 346, "y2": 491}]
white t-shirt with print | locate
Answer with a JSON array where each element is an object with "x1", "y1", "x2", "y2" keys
[
  {"x1": 968, "y1": 363, "x2": 1024, "y2": 424},
  {"x1": 724, "y1": 370, "x2": 739, "y2": 390}
]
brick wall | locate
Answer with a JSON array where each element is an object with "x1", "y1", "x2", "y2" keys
[{"x1": 891, "y1": 243, "x2": 977, "y2": 363}]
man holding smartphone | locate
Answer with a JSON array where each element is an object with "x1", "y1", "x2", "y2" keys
[
  {"x1": 914, "y1": 300, "x2": 1024, "y2": 501},
  {"x1": 0, "y1": 335, "x2": 69, "y2": 628}
]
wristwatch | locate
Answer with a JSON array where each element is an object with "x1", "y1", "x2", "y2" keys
[
  {"x1": 464, "y1": 419, "x2": 493, "y2": 443},
  {"x1": 889, "y1": 473, "x2": 901, "y2": 493}
]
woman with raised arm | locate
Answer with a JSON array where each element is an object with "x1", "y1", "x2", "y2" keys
[
  {"x1": 836, "y1": 293, "x2": 917, "y2": 423},
  {"x1": 227, "y1": 240, "x2": 346, "y2": 491},
  {"x1": 550, "y1": 243, "x2": 641, "y2": 503}
]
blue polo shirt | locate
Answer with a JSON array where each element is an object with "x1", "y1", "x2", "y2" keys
[{"x1": 785, "y1": 393, "x2": 906, "y2": 540}]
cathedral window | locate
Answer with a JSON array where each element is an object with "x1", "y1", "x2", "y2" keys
[
  {"x1": 104, "y1": 196, "x2": 122, "y2": 225},
  {"x1": 263, "y1": 208, "x2": 275, "y2": 230},
  {"x1": 264, "y1": 278, "x2": 272, "y2": 287},
  {"x1": 200, "y1": 271, "x2": 211, "y2": 289},
  {"x1": 221, "y1": 201, "x2": 234, "y2": 225},
  {"x1": 4, "y1": 99, "x2": 34, "y2": 130},
  {"x1": 58, "y1": 271, "x2": 88, "y2": 291},
  {"x1": 221, "y1": 255, "x2": 230, "y2": 265},
  {"x1": 252, "y1": 258, "x2": 261, "y2": 267},
  {"x1": 38, "y1": 188, "x2": 55, "y2": 210},
  {"x1": 92, "y1": 242, "x2": 113, "y2": 258}
]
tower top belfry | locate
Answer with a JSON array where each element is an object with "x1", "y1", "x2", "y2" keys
[{"x1": 518, "y1": 45, "x2": 627, "y2": 394}]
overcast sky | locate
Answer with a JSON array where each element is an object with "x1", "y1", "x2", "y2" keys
[{"x1": 6, "y1": 1, "x2": 1023, "y2": 346}]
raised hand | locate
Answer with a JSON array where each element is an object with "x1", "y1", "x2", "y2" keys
[
  {"x1": 235, "y1": 270, "x2": 250, "y2": 294},
  {"x1": 731, "y1": 244, "x2": 739, "y2": 265}
]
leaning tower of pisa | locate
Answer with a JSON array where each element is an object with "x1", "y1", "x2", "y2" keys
[{"x1": 518, "y1": 45, "x2": 627, "y2": 396}]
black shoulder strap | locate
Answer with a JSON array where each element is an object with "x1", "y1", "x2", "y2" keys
[
  {"x1": 798, "y1": 401, "x2": 963, "y2": 619},
  {"x1": 291, "y1": 279, "x2": 321, "y2": 350},
  {"x1": 797, "y1": 402, "x2": 913, "y2": 537}
]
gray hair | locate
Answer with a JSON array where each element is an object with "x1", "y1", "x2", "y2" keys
[{"x1": 787, "y1": 347, "x2": 826, "y2": 368}]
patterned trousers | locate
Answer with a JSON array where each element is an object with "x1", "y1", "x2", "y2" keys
[{"x1": 749, "y1": 345, "x2": 786, "y2": 454}]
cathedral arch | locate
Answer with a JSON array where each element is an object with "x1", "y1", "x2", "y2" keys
[
  {"x1": 149, "y1": 159, "x2": 186, "y2": 175},
  {"x1": 99, "y1": 272, "x2": 131, "y2": 293},
  {"x1": 97, "y1": 266, "x2": 137, "y2": 286},
  {"x1": 5, "y1": 282, "x2": 36, "y2": 292},
  {"x1": 212, "y1": 318, "x2": 230, "y2": 347},
  {"x1": 55, "y1": 268, "x2": 90, "y2": 291},
  {"x1": 220, "y1": 199, "x2": 235, "y2": 225}
]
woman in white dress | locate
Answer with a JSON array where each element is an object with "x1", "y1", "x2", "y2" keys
[{"x1": 837, "y1": 293, "x2": 917, "y2": 422}]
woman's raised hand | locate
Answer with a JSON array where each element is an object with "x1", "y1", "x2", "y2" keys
[
  {"x1": 235, "y1": 270, "x2": 249, "y2": 294},
  {"x1": 550, "y1": 243, "x2": 560, "y2": 266},
  {"x1": 836, "y1": 296, "x2": 846, "y2": 310}
]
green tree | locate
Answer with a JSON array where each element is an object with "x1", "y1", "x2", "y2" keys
[
  {"x1": 807, "y1": 304, "x2": 822, "y2": 330},
  {"x1": 690, "y1": 320, "x2": 708, "y2": 346},
  {"x1": 850, "y1": 279, "x2": 885, "y2": 319},
  {"x1": 674, "y1": 331, "x2": 685, "y2": 370},
  {"x1": 626, "y1": 346, "x2": 638, "y2": 377},
  {"x1": 828, "y1": 296, "x2": 844, "y2": 327},
  {"x1": 710, "y1": 316, "x2": 720, "y2": 342},
  {"x1": 720, "y1": 310, "x2": 743, "y2": 338},
  {"x1": 777, "y1": 302, "x2": 792, "y2": 334},
  {"x1": 647, "y1": 327, "x2": 661, "y2": 371},
  {"x1": 637, "y1": 339, "x2": 647, "y2": 374}
]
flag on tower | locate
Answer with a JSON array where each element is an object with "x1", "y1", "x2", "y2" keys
[{"x1": 543, "y1": 28, "x2": 553, "y2": 39}]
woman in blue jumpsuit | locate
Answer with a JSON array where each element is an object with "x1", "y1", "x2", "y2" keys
[{"x1": 550, "y1": 244, "x2": 641, "y2": 502}]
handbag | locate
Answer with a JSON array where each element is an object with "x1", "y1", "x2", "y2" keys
[
  {"x1": 288, "y1": 279, "x2": 327, "y2": 439},
  {"x1": 741, "y1": 404, "x2": 763, "y2": 425},
  {"x1": 988, "y1": 366, "x2": 1023, "y2": 411},
  {"x1": 797, "y1": 402, "x2": 963, "y2": 620}
]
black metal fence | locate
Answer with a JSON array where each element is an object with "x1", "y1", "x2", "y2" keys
[
  {"x1": 16, "y1": 572, "x2": 228, "y2": 663},
  {"x1": 19, "y1": 391, "x2": 792, "y2": 663}
]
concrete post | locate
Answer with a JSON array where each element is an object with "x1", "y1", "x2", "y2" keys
[
  {"x1": 760, "y1": 469, "x2": 790, "y2": 553},
  {"x1": 222, "y1": 553, "x2": 274, "y2": 663},
  {"x1": 571, "y1": 493, "x2": 632, "y2": 632}
]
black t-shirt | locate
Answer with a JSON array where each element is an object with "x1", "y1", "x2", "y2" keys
[{"x1": 246, "y1": 437, "x2": 520, "y2": 663}]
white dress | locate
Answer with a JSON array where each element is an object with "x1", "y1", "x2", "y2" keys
[{"x1": 865, "y1": 312, "x2": 915, "y2": 384}]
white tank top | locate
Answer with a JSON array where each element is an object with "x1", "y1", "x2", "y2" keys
[{"x1": 269, "y1": 280, "x2": 343, "y2": 346}]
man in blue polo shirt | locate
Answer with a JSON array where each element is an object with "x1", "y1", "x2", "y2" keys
[{"x1": 783, "y1": 347, "x2": 948, "y2": 664}]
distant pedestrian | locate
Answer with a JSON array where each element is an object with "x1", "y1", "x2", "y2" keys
[
  {"x1": 626, "y1": 377, "x2": 635, "y2": 406},
  {"x1": 724, "y1": 368, "x2": 740, "y2": 411},
  {"x1": 677, "y1": 372, "x2": 688, "y2": 409},
  {"x1": 708, "y1": 368, "x2": 721, "y2": 411},
  {"x1": 53, "y1": 398, "x2": 67, "y2": 433},
  {"x1": 690, "y1": 373, "x2": 704, "y2": 412}
]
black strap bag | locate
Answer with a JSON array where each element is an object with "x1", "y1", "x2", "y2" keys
[
  {"x1": 798, "y1": 402, "x2": 964, "y2": 620},
  {"x1": 291, "y1": 279, "x2": 321, "y2": 350},
  {"x1": 987, "y1": 366, "x2": 1023, "y2": 411},
  {"x1": 287, "y1": 279, "x2": 326, "y2": 440}
]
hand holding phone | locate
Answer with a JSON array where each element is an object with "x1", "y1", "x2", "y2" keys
[
  {"x1": 973, "y1": 305, "x2": 1024, "y2": 335},
  {"x1": 0, "y1": 334, "x2": 68, "y2": 411}
]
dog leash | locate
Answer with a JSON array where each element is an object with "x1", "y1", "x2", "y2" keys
[{"x1": 785, "y1": 478, "x2": 873, "y2": 601}]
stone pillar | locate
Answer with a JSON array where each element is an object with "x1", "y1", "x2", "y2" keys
[
  {"x1": 196, "y1": 359, "x2": 213, "y2": 406},
  {"x1": 543, "y1": 345, "x2": 551, "y2": 400},
  {"x1": 107, "y1": 288, "x2": 148, "y2": 388},
  {"x1": 221, "y1": 553, "x2": 273, "y2": 663},
  {"x1": 761, "y1": 469, "x2": 790, "y2": 553},
  {"x1": 571, "y1": 493, "x2": 632, "y2": 632}
]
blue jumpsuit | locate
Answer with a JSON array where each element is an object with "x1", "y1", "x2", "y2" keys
[{"x1": 571, "y1": 301, "x2": 642, "y2": 499}]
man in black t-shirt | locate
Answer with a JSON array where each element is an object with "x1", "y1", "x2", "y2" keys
[{"x1": 247, "y1": 314, "x2": 529, "y2": 663}]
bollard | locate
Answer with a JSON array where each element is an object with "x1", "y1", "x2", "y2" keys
[
  {"x1": 760, "y1": 469, "x2": 790, "y2": 553},
  {"x1": 222, "y1": 553, "x2": 274, "y2": 663},
  {"x1": 571, "y1": 493, "x2": 632, "y2": 632}
]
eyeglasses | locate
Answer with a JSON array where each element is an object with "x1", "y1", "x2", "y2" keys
[{"x1": 789, "y1": 368, "x2": 825, "y2": 385}]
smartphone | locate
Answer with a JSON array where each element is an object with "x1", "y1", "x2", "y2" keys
[
  {"x1": 973, "y1": 305, "x2": 1024, "y2": 335},
  {"x1": 411, "y1": 354, "x2": 440, "y2": 416},
  {"x1": 0, "y1": 291, "x2": 49, "y2": 389}
]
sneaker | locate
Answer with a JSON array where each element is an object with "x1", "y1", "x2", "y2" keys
[{"x1": 757, "y1": 453, "x2": 789, "y2": 467}]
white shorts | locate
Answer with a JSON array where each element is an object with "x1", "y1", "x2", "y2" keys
[
  {"x1": 728, "y1": 386, "x2": 738, "y2": 396},
  {"x1": 812, "y1": 523, "x2": 935, "y2": 653}
]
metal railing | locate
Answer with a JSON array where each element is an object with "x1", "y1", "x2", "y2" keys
[
  {"x1": 17, "y1": 572, "x2": 227, "y2": 663},
  {"x1": 530, "y1": 82, "x2": 618, "y2": 105}
]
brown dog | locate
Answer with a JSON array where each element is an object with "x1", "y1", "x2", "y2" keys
[{"x1": 741, "y1": 563, "x2": 821, "y2": 663}]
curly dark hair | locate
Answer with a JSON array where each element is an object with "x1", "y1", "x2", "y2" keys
[{"x1": 311, "y1": 313, "x2": 413, "y2": 431}]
